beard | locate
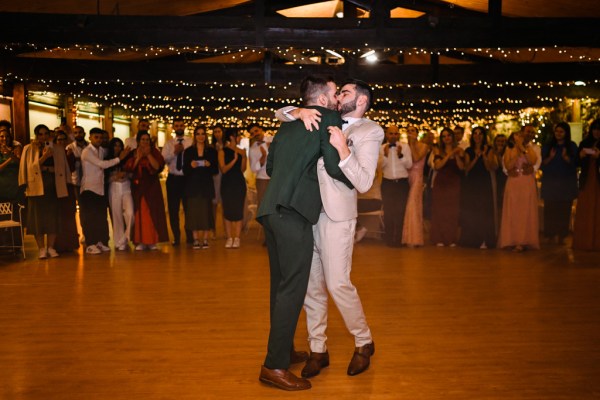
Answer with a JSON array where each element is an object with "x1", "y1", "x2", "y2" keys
[
  {"x1": 175, "y1": 129, "x2": 185, "y2": 136},
  {"x1": 339, "y1": 98, "x2": 357, "y2": 116},
  {"x1": 326, "y1": 98, "x2": 337, "y2": 111}
]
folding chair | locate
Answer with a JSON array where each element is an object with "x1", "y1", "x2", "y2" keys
[{"x1": 0, "y1": 202, "x2": 26, "y2": 259}]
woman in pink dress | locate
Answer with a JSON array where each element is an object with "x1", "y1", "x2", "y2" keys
[
  {"x1": 402, "y1": 126, "x2": 430, "y2": 247},
  {"x1": 497, "y1": 131, "x2": 539, "y2": 251}
]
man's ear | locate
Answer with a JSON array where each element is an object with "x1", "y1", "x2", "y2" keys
[
  {"x1": 317, "y1": 93, "x2": 327, "y2": 107},
  {"x1": 356, "y1": 94, "x2": 368, "y2": 108}
]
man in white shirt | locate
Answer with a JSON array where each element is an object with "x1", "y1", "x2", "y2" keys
[
  {"x1": 248, "y1": 123, "x2": 270, "y2": 208},
  {"x1": 161, "y1": 118, "x2": 193, "y2": 245},
  {"x1": 80, "y1": 128, "x2": 131, "y2": 254},
  {"x1": 380, "y1": 124, "x2": 413, "y2": 246}
]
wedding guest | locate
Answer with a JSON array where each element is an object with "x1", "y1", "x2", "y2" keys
[
  {"x1": 248, "y1": 123, "x2": 270, "y2": 209},
  {"x1": 572, "y1": 119, "x2": 600, "y2": 250},
  {"x1": 161, "y1": 118, "x2": 193, "y2": 246},
  {"x1": 540, "y1": 122, "x2": 579, "y2": 244},
  {"x1": 183, "y1": 125, "x2": 219, "y2": 249},
  {"x1": 491, "y1": 134, "x2": 508, "y2": 232},
  {"x1": 459, "y1": 126, "x2": 497, "y2": 248},
  {"x1": 106, "y1": 138, "x2": 134, "y2": 251},
  {"x1": 380, "y1": 124, "x2": 412, "y2": 246},
  {"x1": 0, "y1": 127, "x2": 23, "y2": 248},
  {"x1": 0, "y1": 127, "x2": 23, "y2": 205},
  {"x1": 65, "y1": 125, "x2": 88, "y2": 242},
  {"x1": 18, "y1": 124, "x2": 70, "y2": 259},
  {"x1": 80, "y1": 128, "x2": 130, "y2": 255},
  {"x1": 430, "y1": 127, "x2": 465, "y2": 246},
  {"x1": 210, "y1": 124, "x2": 225, "y2": 235},
  {"x1": 218, "y1": 128, "x2": 247, "y2": 249},
  {"x1": 52, "y1": 131, "x2": 79, "y2": 253},
  {"x1": 402, "y1": 126, "x2": 430, "y2": 247},
  {"x1": 124, "y1": 130, "x2": 169, "y2": 250},
  {"x1": 497, "y1": 131, "x2": 539, "y2": 251}
]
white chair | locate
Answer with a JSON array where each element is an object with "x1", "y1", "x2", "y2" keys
[
  {"x1": 0, "y1": 202, "x2": 25, "y2": 259},
  {"x1": 357, "y1": 207, "x2": 385, "y2": 239}
]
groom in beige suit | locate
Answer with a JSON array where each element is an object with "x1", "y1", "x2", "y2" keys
[{"x1": 276, "y1": 79, "x2": 384, "y2": 377}]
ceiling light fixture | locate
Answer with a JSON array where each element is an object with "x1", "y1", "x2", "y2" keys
[{"x1": 325, "y1": 49, "x2": 343, "y2": 58}]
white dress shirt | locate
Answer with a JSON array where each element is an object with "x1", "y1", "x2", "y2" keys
[
  {"x1": 80, "y1": 144, "x2": 120, "y2": 196},
  {"x1": 249, "y1": 141, "x2": 270, "y2": 180},
  {"x1": 380, "y1": 141, "x2": 413, "y2": 179},
  {"x1": 161, "y1": 135, "x2": 193, "y2": 176},
  {"x1": 66, "y1": 140, "x2": 88, "y2": 186}
]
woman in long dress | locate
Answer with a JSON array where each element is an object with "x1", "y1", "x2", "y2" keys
[
  {"x1": 402, "y1": 126, "x2": 430, "y2": 247},
  {"x1": 124, "y1": 130, "x2": 168, "y2": 251},
  {"x1": 430, "y1": 127, "x2": 465, "y2": 246},
  {"x1": 218, "y1": 128, "x2": 247, "y2": 249},
  {"x1": 497, "y1": 131, "x2": 539, "y2": 251},
  {"x1": 52, "y1": 130, "x2": 80, "y2": 253},
  {"x1": 459, "y1": 126, "x2": 497, "y2": 248},
  {"x1": 540, "y1": 122, "x2": 579, "y2": 244},
  {"x1": 572, "y1": 119, "x2": 600, "y2": 250},
  {"x1": 491, "y1": 134, "x2": 508, "y2": 234},
  {"x1": 210, "y1": 124, "x2": 225, "y2": 236}
]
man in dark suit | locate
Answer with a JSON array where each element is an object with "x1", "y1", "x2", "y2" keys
[{"x1": 257, "y1": 76, "x2": 352, "y2": 391}]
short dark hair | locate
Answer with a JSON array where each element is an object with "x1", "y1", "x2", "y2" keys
[
  {"x1": 300, "y1": 75, "x2": 335, "y2": 106},
  {"x1": 342, "y1": 78, "x2": 373, "y2": 111},
  {"x1": 173, "y1": 118, "x2": 185, "y2": 124},
  {"x1": 0, "y1": 119, "x2": 11, "y2": 132},
  {"x1": 34, "y1": 124, "x2": 50, "y2": 136},
  {"x1": 247, "y1": 123, "x2": 263, "y2": 132},
  {"x1": 89, "y1": 127, "x2": 104, "y2": 135}
]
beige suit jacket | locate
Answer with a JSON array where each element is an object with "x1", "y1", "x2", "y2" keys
[{"x1": 317, "y1": 119, "x2": 384, "y2": 222}]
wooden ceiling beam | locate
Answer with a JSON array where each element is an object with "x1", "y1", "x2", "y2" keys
[{"x1": 0, "y1": 12, "x2": 599, "y2": 48}]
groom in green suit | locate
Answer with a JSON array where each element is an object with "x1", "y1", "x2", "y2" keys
[{"x1": 257, "y1": 76, "x2": 352, "y2": 391}]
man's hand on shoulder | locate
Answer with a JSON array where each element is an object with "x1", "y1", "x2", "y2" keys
[{"x1": 296, "y1": 108, "x2": 322, "y2": 132}]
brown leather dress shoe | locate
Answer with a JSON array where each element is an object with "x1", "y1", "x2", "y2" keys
[
  {"x1": 301, "y1": 351, "x2": 330, "y2": 378},
  {"x1": 347, "y1": 342, "x2": 375, "y2": 376},
  {"x1": 259, "y1": 366, "x2": 312, "y2": 391},
  {"x1": 290, "y1": 348, "x2": 309, "y2": 364}
]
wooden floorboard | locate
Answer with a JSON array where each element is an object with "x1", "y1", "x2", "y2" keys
[{"x1": 1, "y1": 229, "x2": 599, "y2": 399}]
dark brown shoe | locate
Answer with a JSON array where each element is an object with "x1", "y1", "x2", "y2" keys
[
  {"x1": 259, "y1": 366, "x2": 311, "y2": 391},
  {"x1": 301, "y1": 351, "x2": 330, "y2": 378},
  {"x1": 347, "y1": 342, "x2": 375, "y2": 376},
  {"x1": 290, "y1": 348, "x2": 309, "y2": 364}
]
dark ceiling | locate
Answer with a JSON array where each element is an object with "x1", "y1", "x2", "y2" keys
[{"x1": 1, "y1": 0, "x2": 599, "y2": 123}]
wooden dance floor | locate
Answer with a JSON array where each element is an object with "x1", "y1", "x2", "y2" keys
[{"x1": 1, "y1": 228, "x2": 599, "y2": 399}]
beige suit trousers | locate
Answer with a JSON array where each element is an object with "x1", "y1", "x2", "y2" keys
[{"x1": 304, "y1": 211, "x2": 373, "y2": 353}]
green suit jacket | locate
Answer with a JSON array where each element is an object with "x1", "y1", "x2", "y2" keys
[{"x1": 257, "y1": 106, "x2": 352, "y2": 225}]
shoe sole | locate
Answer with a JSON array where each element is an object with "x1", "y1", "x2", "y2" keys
[{"x1": 258, "y1": 377, "x2": 311, "y2": 391}]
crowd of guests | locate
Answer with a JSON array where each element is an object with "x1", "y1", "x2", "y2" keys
[
  {"x1": 0, "y1": 119, "x2": 250, "y2": 258},
  {"x1": 1, "y1": 117, "x2": 600, "y2": 259},
  {"x1": 371, "y1": 120, "x2": 600, "y2": 252}
]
